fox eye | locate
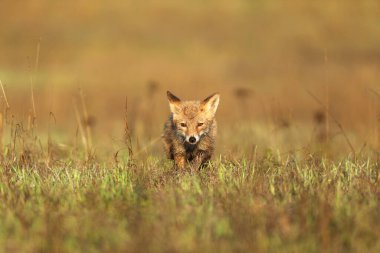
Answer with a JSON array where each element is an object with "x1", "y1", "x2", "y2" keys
[
  {"x1": 180, "y1": 122, "x2": 187, "y2": 127},
  {"x1": 197, "y1": 122, "x2": 204, "y2": 127}
]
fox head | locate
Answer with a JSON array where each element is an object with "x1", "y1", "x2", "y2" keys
[{"x1": 167, "y1": 91, "x2": 220, "y2": 145}]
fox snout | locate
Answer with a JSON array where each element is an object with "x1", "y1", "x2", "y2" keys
[{"x1": 186, "y1": 135, "x2": 199, "y2": 144}]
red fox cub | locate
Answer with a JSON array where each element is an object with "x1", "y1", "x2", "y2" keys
[{"x1": 162, "y1": 91, "x2": 220, "y2": 170}]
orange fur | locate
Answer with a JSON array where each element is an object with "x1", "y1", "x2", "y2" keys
[{"x1": 162, "y1": 91, "x2": 220, "y2": 170}]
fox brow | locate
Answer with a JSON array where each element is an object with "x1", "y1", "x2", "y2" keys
[{"x1": 181, "y1": 104, "x2": 201, "y2": 119}]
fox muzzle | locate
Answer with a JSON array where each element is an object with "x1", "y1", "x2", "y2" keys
[{"x1": 186, "y1": 135, "x2": 200, "y2": 144}]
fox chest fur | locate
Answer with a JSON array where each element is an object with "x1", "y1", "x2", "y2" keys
[{"x1": 162, "y1": 91, "x2": 220, "y2": 170}]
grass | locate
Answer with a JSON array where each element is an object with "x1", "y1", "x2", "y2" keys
[
  {"x1": 1, "y1": 1, "x2": 380, "y2": 252},
  {"x1": 1, "y1": 153, "x2": 379, "y2": 253}
]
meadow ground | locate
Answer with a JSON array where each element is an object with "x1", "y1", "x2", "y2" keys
[
  {"x1": 1, "y1": 0, "x2": 380, "y2": 252},
  {"x1": 1, "y1": 150, "x2": 380, "y2": 253}
]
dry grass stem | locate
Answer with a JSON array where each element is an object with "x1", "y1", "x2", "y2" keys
[{"x1": 306, "y1": 89, "x2": 356, "y2": 155}]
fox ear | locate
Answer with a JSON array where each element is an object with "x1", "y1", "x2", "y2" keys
[
  {"x1": 167, "y1": 91, "x2": 181, "y2": 114},
  {"x1": 201, "y1": 93, "x2": 220, "y2": 117}
]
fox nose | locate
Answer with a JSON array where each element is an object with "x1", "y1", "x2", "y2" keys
[{"x1": 189, "y1": 136, "x2": 197, "y2": 144}]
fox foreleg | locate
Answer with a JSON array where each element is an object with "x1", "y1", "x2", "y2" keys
[
  {"x1": 174, "y1": 154, "x2": 186, "y2": 170},
  {"x1": 191, "y1": 151, "x2": 211, "y2": 170}
]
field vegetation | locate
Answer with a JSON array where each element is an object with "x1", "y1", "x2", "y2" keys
[{"x1": 1, "y1": 0, "x2": 380, "y2": 252}]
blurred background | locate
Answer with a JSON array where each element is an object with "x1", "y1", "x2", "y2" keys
[{"x1": 1, "y1": 0, "x2": 380, "y2": 158}]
